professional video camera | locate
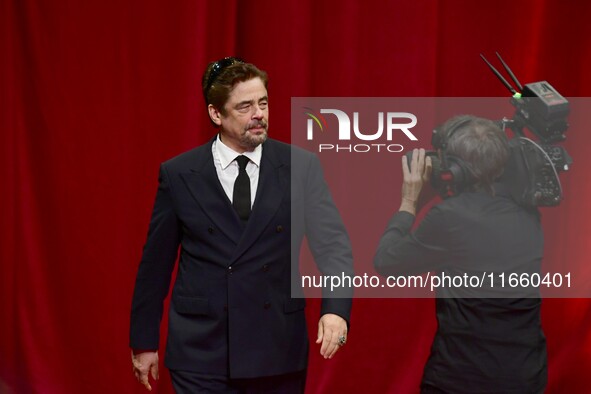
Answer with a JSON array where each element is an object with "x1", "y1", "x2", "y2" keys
[{"x1": 412, "y1": 53, "x2": 573, "y2": 207}]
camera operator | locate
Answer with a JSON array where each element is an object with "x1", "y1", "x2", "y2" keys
[{"x1": 374, "y1": 115, "x2": 547, "y2": 394}]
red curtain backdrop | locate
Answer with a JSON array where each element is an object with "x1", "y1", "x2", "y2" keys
[{"x1": 2, "y1": 0, "x2": 591, "y2": 393}]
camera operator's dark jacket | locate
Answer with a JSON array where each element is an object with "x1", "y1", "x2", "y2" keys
[{"x1": 374, "y1": 184, "x2": 546, "y2": 394}]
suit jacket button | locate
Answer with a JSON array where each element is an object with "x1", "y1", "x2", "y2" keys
[
  {"x1": 208, "y1": 226, "x2": 214, "y2": 234},
  {"x1": 262, "y1": 264, "x2": 269, "y2": 272},
  {"x1": 264, "y1": 301, "x2": 271, "y2": 309},
  {"x1": 228, "y1": 266, "x2": 233, "y2": 274},
  {"x1": 276, "y1": 225, "x2": 283, "y2": 233}
]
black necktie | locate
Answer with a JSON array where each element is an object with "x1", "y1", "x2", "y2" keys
[{"x1": 233, "y1": 156, "x2": 251, "y2": 221}]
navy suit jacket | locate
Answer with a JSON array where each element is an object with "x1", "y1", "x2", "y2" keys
[{"x1": 130, "y1": 138, "x2": 353, "y2": 378}]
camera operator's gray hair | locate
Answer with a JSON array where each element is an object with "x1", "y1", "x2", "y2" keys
[{"x1": 444, "y1": 115, "x2": 510, "y2": 194}]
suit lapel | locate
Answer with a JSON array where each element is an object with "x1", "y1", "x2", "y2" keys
[
  {"x1": 179, "y1": 139, "x2": 288, "y2": 260},
  {"x1": 231, "y1": 141, "x2": 287, "y2": 264},
  {"x1": 180, "y1": 141, "x2": 243, "y2": 244}
]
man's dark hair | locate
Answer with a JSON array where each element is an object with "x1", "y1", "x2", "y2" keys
[
  {"x1": 201, "y1": 57, "x2": 268, "y2": 117},
  {"x1": 443, "y1": 115, "x2": 510, "y2": 194}
]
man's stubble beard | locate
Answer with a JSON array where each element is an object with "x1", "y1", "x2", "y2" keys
[
  {"x1": 241, "y1": 131, "x2": 267, "y2": 149},
  {"x1": 241, "y1": 121, "x2": 268, "y2": 149}
]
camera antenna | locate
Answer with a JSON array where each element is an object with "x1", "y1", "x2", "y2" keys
[
  {"x1": 480, "y1": 54, "x2": 520, "y2": 97},
  {"x1": 495, "y1": 52, "x2": 523, "y2": 91}
]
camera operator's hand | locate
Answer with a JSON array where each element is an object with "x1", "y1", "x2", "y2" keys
[{"x1": 400, "y1": 148, "x2": 432, "y2": 216}]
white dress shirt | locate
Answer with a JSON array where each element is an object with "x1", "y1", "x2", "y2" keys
[{"x1": 212, "y1": 134, "x2": 262, "y2": 208}]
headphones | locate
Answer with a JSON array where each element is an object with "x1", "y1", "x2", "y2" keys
[{"x1": 430, "y1": 116, "x2": 477, "y2": 197}]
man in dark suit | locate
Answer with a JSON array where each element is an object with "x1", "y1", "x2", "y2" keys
[
  {"x1": 374, "y1": 116, "x2": 547, "y2": 393},
  {"x1": 130, "y1": 57, "x2": 353, "y2": 393}
]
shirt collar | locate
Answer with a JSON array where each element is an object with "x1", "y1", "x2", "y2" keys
[{"x1": 215, "y1": 134, "x2": 262, "y2": 170}]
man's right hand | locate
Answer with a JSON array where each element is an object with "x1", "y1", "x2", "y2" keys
[{"x1": 131, "y1": 350, "x2": 159, "y2": 391}]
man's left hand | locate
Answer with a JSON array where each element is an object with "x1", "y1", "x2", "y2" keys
[
  {"x1": 400, "y1": 148, "x2": 433, "y2": 215},
  {"x1": 316, "y1": 313, "x2": 348, "y2": 359}
]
